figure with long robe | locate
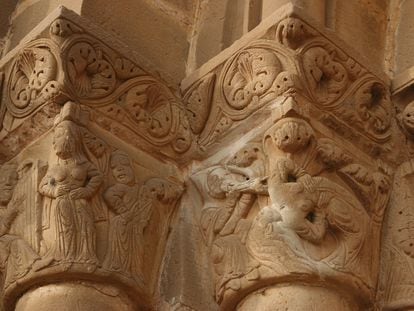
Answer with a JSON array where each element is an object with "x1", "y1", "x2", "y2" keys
[
  {"x1": 39, "y1": 120, "x2": 102, "y2": 265},
  {"x1": 103, "y1": 150, "x2": 151, "y2": 283}
]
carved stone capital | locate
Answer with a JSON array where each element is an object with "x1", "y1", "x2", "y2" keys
[
  {"x1": 184, "y1": 12, "x2": 395, "y2": 310},
  {"x1": 0, "y1": 9, "x2": 188, "y2": 307}
]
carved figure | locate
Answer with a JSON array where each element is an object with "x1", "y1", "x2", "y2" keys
[
  {"x1": 103, "y1": 150, "x2": 152, "y2": 282},
  {"x1": 401, "y1": 101, "x2": 414, "y2": 136},
  {"x1": 39, "y1": 119, "x2": 103, "y2": 265},
  {"x1": 201, "y1": 145, "x2": 266, "y2": 301},
  {"x1": 0, "y1": 164, "x2": 39, "y2": 288},
  {"x1": 260, "y1": 156, "x2": 370, "y2": 278}
]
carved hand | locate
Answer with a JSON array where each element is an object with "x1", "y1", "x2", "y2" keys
[
  {"x1": 56, "y1": 185, "x2": 71, "y2": 197},
  {"x1": 69, "y1": 187, "x2": 90, "y2": 199}
]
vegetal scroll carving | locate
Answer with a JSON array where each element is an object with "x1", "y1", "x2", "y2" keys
[
  {"x1": 183, "y1": 73, "x2": 215, "y2": 134},
  {"x1": 219, "y1": 45, "x2": 299, "y2": 120},
  {"x1": 302, "y1": 47, "x2": 348, "y2": 105},
  {"x1": 67, "y1": 42, "x2": 116, "y2": 99},
  {"x1": 7, "y1": 42, "x2": 62, "y2": 118}
]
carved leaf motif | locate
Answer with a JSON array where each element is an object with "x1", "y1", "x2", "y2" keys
[
  {"x1": 114, "y1": 58, "x2": 143, "y2": 80},
  {"x1": 338, "y1": 163, "x2": 376, "y2": 209},
  {"x1": 223, "y1": 48, "x2": 281, "y2": 111},
  {"x1": 67, "y1": 42, "x2": 116, "y2": 98},
  {"x1": 145, "y1": 85, "x2": 173, "y2": 138},
  {"x1": 8, "y1": 45, "x2": 60, "y2": 117},
  {"x1": 302, "y1": 47, "x2": 348, "y2": 105},
  {"x1": 355, "y1": 82, "x2": 391, "y2": 134},
  {"x1": 171, "y1": 111, "x2": 192, "y2": 153},
  {"x1": 184, "y1": 73, "x2": 215, "y2": 134},
  {"x1": 316, "y1": 138, "x2": 352, "y2": 169},
  {"x1": 81, "y1": 128, "x2": 108, "y2": 158}
]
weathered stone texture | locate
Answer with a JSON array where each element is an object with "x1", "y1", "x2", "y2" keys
[{"x1": 0, "y1": 1, "x2": 412, "y2": 310}]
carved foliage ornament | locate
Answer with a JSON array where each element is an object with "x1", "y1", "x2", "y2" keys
[
  {"x1": 190, "y1": 16, "x2": 392, "y2": 148},
  {"x1": 219, "y1": 43, "x2": 299, "y2": 120},
  {"x1": 7, "y1": 40, "x2": 63, "y2": 118},
  {"x1": 59, "y1": 33, "x2": 193, "y2": 154}
]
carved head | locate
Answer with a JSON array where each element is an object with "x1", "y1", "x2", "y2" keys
[
  {"x1": 143, "y1": 178, "x2": 182, "y2": 203},
  {"x1": 0, "y1": 163, "x2": 18, "y2": 206},
  {"x1": 227, "y1": 144, "x2": 261, "y2": 168},
  {"x1": 265, "y1": 118, "x2": 313, "y2": 154},
  {"x1": 53, "y1": 120, "x2": 82, "y2": 160},
  {"x1": 402, "y1": 101, "x2": 414, "y2": 135},
  {"x1": 110, "y1": 150, "x2": 135, "y2": 185},
  {"x1": 206, "y1": 167, "x2": 241, "y2": 199}
]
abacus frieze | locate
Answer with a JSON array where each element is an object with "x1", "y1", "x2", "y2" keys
[
  {"x1": 87, "y1": 80, "x2": 193, "y2": 155},
  {"x1": 184, "y1": 16, "x2": 393, "y2": 154}
]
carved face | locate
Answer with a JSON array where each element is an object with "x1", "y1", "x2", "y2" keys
[
  {"x1": 111, "y1": 153, "x2": 135, "y2": 185},
  {"x1": 0, "y1": 164, "x2": 18, "y2": 206},
  {"x1": 402, "y1": 102, "x2": 414, "y2": 134},
  {"x1": 53, "y1": 121, "x2": 77, "y2": 160},
  {"x1": 272, "y1": 119, "x2": 313, "y2": 153}
]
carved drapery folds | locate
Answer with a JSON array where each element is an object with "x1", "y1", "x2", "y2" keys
[
  {"x1": 0, "y1": 8, "x2": 398, "y2": 311},
  {"x1": 194, "y1": 110, "x2": 391, "y2": 309},
  {"x1": 0, "y1": 100, "x2": 183, "y2": 310},
  {"x1": 184, "y1": 14, "x2": 393, "y2": 310}
]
